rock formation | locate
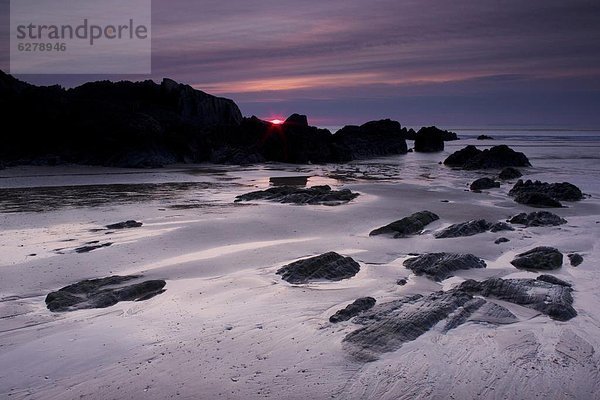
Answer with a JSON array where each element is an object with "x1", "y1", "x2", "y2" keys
[
  {"x1": 45, "y1": 275, "x2": 166, "y2": 312},
  {"x1": 434, "y1": 219, "x2": 513, "y2": 238},
  {"x1": 510, "y1": 247, "x2": 564, "y2": 270},
  {"x1": 276, "y1": 252, "x2": 361, "y2": 284},
  {"x1": 498, "y1": 167, "x2": 523, "y2": 180},
  {"x1": 234, "y1": 185, "x2": 359, "y2": 206},
  {"x1": 444, "y1": 145, "x2": 531, "y2": 169},
  {"x1": 403, "y1": 253, "x2": 486, "y2": 281},
  {"x1": 369, "y1": 211, "x2": 439, "y2": 237},
  {"x1": 470, "y1": 177, "x2": 501, "y2": 191},
  {"x1": 508, "y1": 211, "x2": 567, "y2": 227},
  {"x1": 329, "y1": 297, "x2": 377, "y2": 323}
]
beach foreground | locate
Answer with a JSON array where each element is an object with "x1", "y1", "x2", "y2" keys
[{"x1": 1, "y1": 135, "x2": 599, "y2": 399}]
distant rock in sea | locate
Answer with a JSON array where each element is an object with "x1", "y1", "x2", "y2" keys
[
  {"x1": 470, "y1": 177, "x2": 501, "y2": 191},
  {"x1": 403, "y1": 253, "x2": 486, "y2": 281},
  {"x1": 45, "y1": 275, "x2": 166, "y2": 312},
  {"x1": 477, "y1": 135, "x2": 494, "y2": 140},
  {"x1": 234, "y1": 185, "x2": 359, "y2": 206},
  {"x1": 329, "y1": 297, "x2": 376, "y2": 323},
  {"x1": 510, "y1": 247, "x2": 564, "y2": 270},
  {"x1": 276, "y1": 252, "x2": 361, "y2": 284},
  {"x1": 369, "y1": 210, "x2": 439, "y2": 237},
  {"x1": 413, "y1": 126, "x2": 457, "y2": 152},
  {"x1": 333, "y1": 119, "x2": 408, "y2": 160},
  {"x1": 444, "y1": 145, "x2": 531, "y2": 169},
  {"x1": 498, "y1": 167, "x2": 523, "y2": 180}
]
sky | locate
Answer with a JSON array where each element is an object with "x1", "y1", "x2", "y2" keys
[{"x1": 2, "y1": 0, "x2": 600, "y2": 128}]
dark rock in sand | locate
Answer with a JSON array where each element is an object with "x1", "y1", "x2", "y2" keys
[
  {"x1": 332, "y1": 119, "x2": 408, "y2": 160},
  {"x1": 106, "y1": 220, "x2": 143, "y2": 229},
  {"x1": 45, "y1": 275, "x2": 166, "y2": 312},
  {"x1": 234, "y1": 185, "x2": 359, "y2": 206},
  {"x1": 568, "y1": 253, "x2": 584, "y2": 267},
  {"x1": 477, "y1": 135, "x2": 494, "y2": 140},
  {"x1": 444, "y1": 145, "x2": 531, "y2": 170},
  {"x1": 343, "y1": 290, "x2": 473, "y2": 360},
  {"x1": 414, "y1": 126, "x2": 452, "y2": 152},
  {"x1": 509, "y1": 211, "x2": 567, "y2": 227},
  {"x1": 509, "y1": 180, "x2": 584, "y2": 202},
  {"x1": 459, "y1": 277, "x2": 576, "y2": 321},
  {"x1": 434, "y1": 219, "x2": 513, "y2": 239},
  {"x1": 499, "y1": 167, "x2": 523, "y2": 180},
  {"x1": 489, "y1": 222, "x2": 514, "y2": 232},
  {"x1": 537, "y1": 274, "x2": 572, "y2": 287},
  {"x1": 511, "y1": 247, "x2": 563, "y2": 270},
  {"x1": 329, "y1": 297, "x2": 376, "y2": 323},
  {"x1": 443, "y1": 299, "x2": 517, "y2": 331},
  {"x1": 513, "y1": 192, "x2": 563, "y2": 208},
  {"x1": 403, "y1": 253, "x2": 486, "y2": 281},
  {"x1": 276, "y1": 252, "x2": 361, "y2": 284},
  {"x1": 396, "y1": 278, "x2": 407, "y2": 286},
  {"x1": 470, "y1": 177, "x2": 500, "y2": 191},
  {"x1": 495, "y1": 237, "x2": 510, "y2": 244},
  {"x1": 369, "y1": 210, "x2": 439, "y2": 238},
  {"x1": 74, "y1": 242, "x2": 113, "y2": 253}
]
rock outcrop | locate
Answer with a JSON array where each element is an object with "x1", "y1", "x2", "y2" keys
[
  {"x1": 509, "y1": 180, "x2": 584, "y2": 202},
  {"x1": 413, "y1": 126, "x2": 453, "y2": 152},
  {"x1": 45, "y1": 275, "x2": 166, "y2": 312},
  {"x1": 513, "y1": 192, "x2": 563, "y2": 208},
  {"x1": 499, "y1": 167, "x2": 522, "y2": 180},
  {"x1": 332, "y1": 120, "x2": 408, "y2": 160},
  {"x1": 470, "y1": 177, "x2": 500, "y2": 191},
  {"x1": 477, "y1": 135, "x2": 494, "y2": 140},
  {"x1": 434, "y1": 219, "x2": 513, "y2": 239},
  {"x1": 369, "y1": 211, "x2": 439, "y2": 237},
  {"x1": 106, "y1": 220, "x2": 143, "y2": 229},
  {"x1": 276, "y1": 252, "x2": 361, "y2": 284},
  {"x1": 74, "y1": 242, "x2": 113, "y2": 253},
  {"x1": 403, "y1": 253, "x2": 486, "y2": 281},
  {"x1": 510, "y1": 247, "x2": 563, "y2": 270},
  {"x1": 234, "y1": 185, "x2": 359, "y2": 206},
  {"x1": 0, "y1": 72, "x2": 416, "y2": 167},
  {"x1": 568, "y1": 253, "x2": 584, "y2": 267},
  {"x1": 458, "y1": 277, "x2": 576, "y2": 321},
  {"x1": 0, "y1": 71, "x2": 243, "y2": 168},
  {"x1": 444, "y1": 145, "x2": 531, "y2": 169},
  {"x1": 343, "y1": 290, "x2": 474, "y2": 360},
  {"x1": 508, "y1": 211, "x2": 567, "y2": 227},
  {"x1": 329, "y1": 297, "x2": 376, "y2": 323}
]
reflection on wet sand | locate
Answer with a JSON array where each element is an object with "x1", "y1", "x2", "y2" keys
[{"x1": 0, "y1": 182, "x2": 220, "y2": 213}]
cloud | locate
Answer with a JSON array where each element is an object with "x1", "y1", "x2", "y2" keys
[{"x1": 3, "y1": 0, "x2": 600, "y2": 125}]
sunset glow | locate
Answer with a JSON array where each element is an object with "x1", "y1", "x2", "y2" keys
[{"x1": 270, "y1": 119, "x2": 284, "y2": 125}]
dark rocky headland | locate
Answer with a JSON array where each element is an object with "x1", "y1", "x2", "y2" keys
[{"x1": 0, "y1": 72, "x2": 460, "y2": 168}]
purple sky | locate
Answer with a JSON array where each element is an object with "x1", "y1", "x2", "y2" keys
[{"x1": 3, "y1": 0, "x2": 600, "y2": 127}]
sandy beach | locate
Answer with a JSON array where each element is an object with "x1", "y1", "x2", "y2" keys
[{"x1": 1, "y1": 134, "x2": 600, "y2": 399}]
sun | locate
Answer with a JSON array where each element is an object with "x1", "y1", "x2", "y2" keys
[{"x1": 270, "y1": 119, "x2": 284, "y2": 125}]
